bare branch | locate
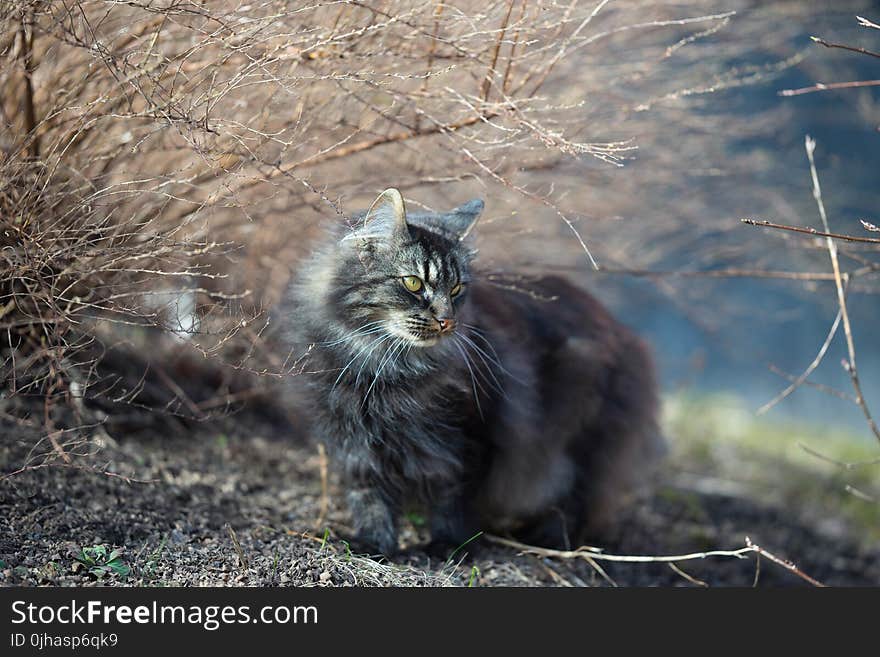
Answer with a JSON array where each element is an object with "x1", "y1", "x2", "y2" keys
[{"x1": 804, "y1": 136, "x2": 880, "y2": 443}]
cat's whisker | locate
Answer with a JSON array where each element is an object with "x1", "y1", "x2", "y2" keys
[
  {"x1": 319, "y1": 320, "x2": 387, "y2": 347},
  {"x1": 453, "y1": 334, "x2": 505, "y2": 399},
  {"x1": 354, "y1": 333, "x2": 396, "y2": 388},
  {"x1": 331, "y1": 332, "x2": 390, "y2": 393},
  {"x1": 363, "y1": 338, "x2": 406, "y2": 406},
  {"x1": 461, "y1": 323, "x2": 499, "y2": 356},
  {"x1": 451, "y1": 336, "x2": 488, "y2": 394},
  {"x1": 456, "y1": 333, "x2": 507, "y2": 392},
  {"x1": 461, "y1": 324, "x2": 511, "y2": 370},
  {"x1": 461, "y1": 324, "x2": 527, "y2": 386},
  {"x1": 330, "y1": 328, "x2": 388, "y2": 351},
  {"x1": 451, "y1": 337, "x2": 485, "y2": 420},
  {"x1": 320, "y1": 321, "x2": 382, "y2": 344}
]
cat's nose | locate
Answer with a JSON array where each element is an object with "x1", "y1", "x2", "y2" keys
[{"x1": 436, "y1": 317, "x2": 456, "y2": 333}]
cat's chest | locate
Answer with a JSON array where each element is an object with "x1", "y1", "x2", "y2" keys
[
  {"x1": 357, "y1": 378, "x2": 472, "y2": 428},
  {"x1": 316, "y1": 346, "x2": 470, "y2": 410},
  {"x1": 323, "y1": 369, "x2": 473, "y2": 441},
  {"x1": 308, "y1": 338, "x2": 485, "y2": 439}
]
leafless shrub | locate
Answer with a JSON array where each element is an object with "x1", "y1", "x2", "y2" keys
[
  {"x1": 4, "y1": 0, "x2": 767, "y2": 475},
  {"x1": 747, "y1": 15, "x2": 880, "y2": 494}
]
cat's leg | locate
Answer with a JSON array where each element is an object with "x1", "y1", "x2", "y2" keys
[
  {"x1": 428, "y1": 494, "x2": 479, "y2": 550},
  {"x1": 515, "y1": 487, "x2": 589, "y2": 550},
  {"x1": 326, "y1": 411, "x2": 401, "y2": 555},
  {"x1": 347, "y1": 484, "x2": 399, "y2": 555}
]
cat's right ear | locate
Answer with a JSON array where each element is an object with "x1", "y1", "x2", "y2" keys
[{"x1": 360, "y1": 188, "x2": 409, "y2": 240}]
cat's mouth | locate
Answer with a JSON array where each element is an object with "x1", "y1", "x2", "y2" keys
[
  {"x1": 398, "y1": 318, "x2": 456, "y2": 346},
  {"x1": 403, "y1": 329, "x2": 446, "y2": 346}
]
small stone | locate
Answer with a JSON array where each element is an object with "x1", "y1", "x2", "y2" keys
[{"x1": 319, "y1": 570, "x2": 332, "y2": 583}]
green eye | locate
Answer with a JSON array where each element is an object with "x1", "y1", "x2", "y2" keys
[
  {"x1": 450, "y1": 282, "x2": 463, "y2": 297},
  {"x1": 402, "y1": 276, "x2": 423, "y2": 293}
]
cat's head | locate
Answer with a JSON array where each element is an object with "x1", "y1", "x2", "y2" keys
[{"x1": 336, "y1": 188, "x2": 483, "y2": 347}]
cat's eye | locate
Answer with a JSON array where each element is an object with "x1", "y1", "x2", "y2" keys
[
  {"x1": 402, "y1": 276, "x2": 423, "y2": 293},
  {"x1": 450, "y1": 283, "x2": 463, "y2": 297}
]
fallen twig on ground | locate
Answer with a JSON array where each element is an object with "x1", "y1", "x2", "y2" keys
[{"x1": 484, "y1": 534, "x2": 826, "y2": 587}]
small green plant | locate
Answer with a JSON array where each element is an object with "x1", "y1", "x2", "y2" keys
[
  {"x1": 72, "y1": 545, "x2": 130, "y2": 579},
  {"x1": 467, "y1": 566, "x2": 480, "y2": 587},
  {"x1": 271, "y1": 549, "x2": 279, "y2": 580},
  {"x1": 445, "y1": 531, "x2": 483, "y2": 566},
  {"x1": 141, "y1": 536, "x2": 167, "y2": 581}
]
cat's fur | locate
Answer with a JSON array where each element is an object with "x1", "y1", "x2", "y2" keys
[{"x1": 284, "y1": 189, "x2": 661, "y2": 554}]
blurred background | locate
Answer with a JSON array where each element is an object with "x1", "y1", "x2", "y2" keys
[
  {"x1": 2, "y1": 0, "x2": 879, "y2": 484},
  {"x1": 3, "y1": 0, "x2": 880, "y2": 587},
  {"x1": 554, "y1": 0, "x2": 880, "y2": 433}
]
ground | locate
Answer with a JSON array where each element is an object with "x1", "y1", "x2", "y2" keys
[{"x1": 2, "y1": 396, "x2": 878, "y2": 587}]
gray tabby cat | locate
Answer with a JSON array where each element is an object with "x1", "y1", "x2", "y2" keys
[{"x1": 285, "y1": 188, "x2": 661, "y2": 554}]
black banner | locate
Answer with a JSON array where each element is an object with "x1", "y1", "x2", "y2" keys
[{"x1": 0, "y1": 587, "x2": 872, "y2": 653}]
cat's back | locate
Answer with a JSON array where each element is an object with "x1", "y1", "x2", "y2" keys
[
  {"x1": 468, "y1": 273, "x2": 659, "y2": 443},
  {"x1": 468, "y1": 274, "x2": 646, "y2": 358}
]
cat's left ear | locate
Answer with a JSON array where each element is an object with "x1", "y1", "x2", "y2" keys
[{"x1": 448, "y1": 199, "x2": 484, "y2": 240}]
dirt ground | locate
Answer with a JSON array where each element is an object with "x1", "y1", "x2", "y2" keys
[{"x1": 2, "y1": 405, "x2": 878, "y2": 588}]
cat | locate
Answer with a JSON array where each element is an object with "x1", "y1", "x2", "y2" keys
[{"x1": 284, "y1": 188, "x2": 662, "y2": 554}]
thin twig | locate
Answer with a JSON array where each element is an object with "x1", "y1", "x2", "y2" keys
[
  {"x1": 742, "y1": 218, "x2": 880, "y2": 244},
  {"x1": 805, "y1": 135, "x2": 880, "y2": 443},
  {"x1": 225, "y1": 523, "x2": 250, "y2": 571},
  {"x1": 757, "y1": 306, "x2": 843, "y2": 415},
  {"x1": 315, "y1": 442, "x2": 330, "y2": 532},
  {"x1": 858, "y1": 16, "x2": 880, "y2": 30},
  {"x1": 481, "y1": 0, "x2": 516, "y2": 102},
  {"x1": 769, "y1": 365, "x2": 855, "y2": 403},
  {"x1": 809, "y1": 35, "x2": 880, "y2": 60},
  {"x1": 485, "y1": 534, "x2": 825, "y2": 587},
  {"x1": 844, "y1": 485, "x2": 878, "y2": 502},
  {"x1": 779, "y1": 79, "x2": 880, "y2": 97},
  {"x1": 745, "y1": 537, "x2": 825, "y2": 587},
  {"x1": 598, "y1": 265, "x2": 846, "y2": 282},
  {"x1": 668, "y1": 562, "x2": 708, "y2": 587},
  {"x1": 18, "y1": 10, "x2": 39, "y2": 158},
  {"x1": 798, "y1": 442, "x2": 880, "y2": 470},
  {"x1": 583, "y1": 555, "x2": 617, "y2": 587},
  {"x1": 486, "y1": 534, "x2": 753, "y2": 563}
]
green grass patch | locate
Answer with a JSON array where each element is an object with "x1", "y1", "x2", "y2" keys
[{"x1": 663, "y1": 393, "x2": 880, "y2": 544}]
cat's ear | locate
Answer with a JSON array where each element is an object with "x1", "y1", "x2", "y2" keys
[
  {"x1": 361, "y1": 188, "x2": 409, "y2": 240},
  {"x1": 448, "y1": 198, "x2": 484, "y2": 240}
]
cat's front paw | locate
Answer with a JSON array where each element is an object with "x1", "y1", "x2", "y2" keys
[
  {"x1": 347, "y1": 487, "x2": 399, "y2": 556},
  {"x1": 356, "y1": 525, "x2": 399, "y2": 557}
]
